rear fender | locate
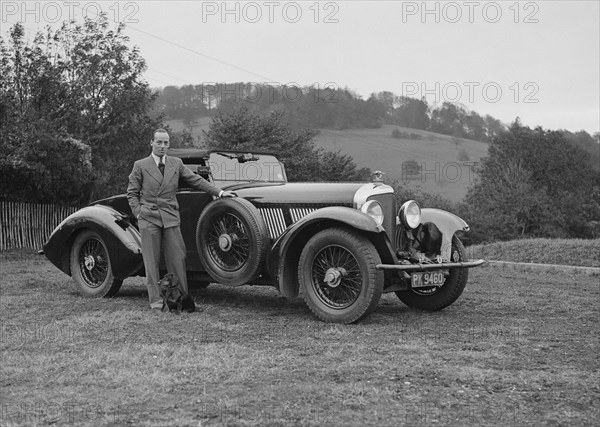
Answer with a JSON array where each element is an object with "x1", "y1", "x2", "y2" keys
[
  {"x1": 43, "y1": 205, "x2": 143, "y2": 280},
  {"x1": 268, "y1": 206, "x2": 393, "y2": 299},
  {"x1": 421, "y1": 208, "x2": 469, "y2": 261}
]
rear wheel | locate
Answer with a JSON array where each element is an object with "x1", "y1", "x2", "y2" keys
[
  {"x1": 298, "y1": 228, "x2": 383, "y2": 324},
  {"x1": 396, "y1": 235, "x2": 468, "y2": 311},
  {"x1": 70, "y1": 230, "x2": 122, "y2": 297}
]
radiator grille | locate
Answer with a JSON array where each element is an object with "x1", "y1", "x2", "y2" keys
[
  {"x1": 289, "y1": 207, "x2": 318, "y2": 223},
  {"x1": 259, "y1": 208, "x2": 287, "y2": 239}
]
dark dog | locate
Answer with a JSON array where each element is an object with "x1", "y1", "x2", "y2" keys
[{"x1": 158, "y1": 273, "x2": 195, "y2": 313}]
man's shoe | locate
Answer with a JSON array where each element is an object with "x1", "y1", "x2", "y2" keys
[{"x1": 194, "y1": 302, "x2": 204, "y2": 312}]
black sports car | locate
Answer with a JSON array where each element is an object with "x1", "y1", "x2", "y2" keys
[{"x1": 42, "y1": 149, "x2": 484, "y2": 323}]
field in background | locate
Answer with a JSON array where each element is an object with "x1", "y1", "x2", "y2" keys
[
  {"x1": 1, "y1": 249, "x2": 598, "y2": 426},
  {"x1": 165, "y1": 119, "x2": 489, "y2": 203},
  {"x1": 165, "y1": 117, "x2": 212, "y2": 138},
  {"x1": 313, "y1": 126, "x2": 488, "y2": 202},
  {"x1": 469, "y1": 238, "x2": 600, "y2": 268}
]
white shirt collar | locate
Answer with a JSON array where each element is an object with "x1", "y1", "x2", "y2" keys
[{"x1": 151, "y1": 153, "x2": 166, "y2": 166}]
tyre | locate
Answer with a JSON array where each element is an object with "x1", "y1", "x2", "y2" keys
[
  {"x1": 70, "y1": 230, "x2": 123, "y2": 298},
  {"x1": 196, "y1": 198, "x2": 269, "y2": 286},
  {"x1": 396, "y1": 235, "x2": 468, "y2": 311},
  {"x1": 298, "y1": 227, "x2": 384, "y2": 324}
]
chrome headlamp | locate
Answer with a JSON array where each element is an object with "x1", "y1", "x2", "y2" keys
[
  {"x1": 361, "y1": 200, "x2": 384, "y2": 227},
  {"x1": 399, "y1": 200, "x2": 421, "y2": 229}
]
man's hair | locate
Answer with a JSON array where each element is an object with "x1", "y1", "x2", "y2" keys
[{"x1": 154, "y1": 128, "x2": 168, "y2": 136}]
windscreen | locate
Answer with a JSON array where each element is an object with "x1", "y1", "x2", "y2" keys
[{"x1": 208, "y1": 152, "x2": 286, "y2": 184}]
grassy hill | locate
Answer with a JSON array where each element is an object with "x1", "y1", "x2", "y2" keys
[
  {"x1": 313, "y1": 125, "x2": 489, "y2": 202},
  {"x1": 165, "y1": 119, "x2": 489, "y2": 202},
  {"x1": 165, "y1": 117, "x2": 212, "y2": 137}
]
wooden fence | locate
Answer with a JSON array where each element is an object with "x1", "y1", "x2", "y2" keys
[{"x1": 0, "y1": 202, "x2": 80, "y2": 250}]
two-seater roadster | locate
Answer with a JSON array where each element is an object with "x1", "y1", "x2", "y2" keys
[{"x1": 42, "y1": 149, "x2": 484, "y2": 323}]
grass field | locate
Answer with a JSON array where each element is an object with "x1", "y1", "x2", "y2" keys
[
  {"x1": 165, "y1": 117, "x2": 212, "y2": 138},
  {"x1": 468, "y1": 238, "x2": 600, "y2": 268},
  {"x1": 313, "y1": 126, "x2": 488, "y2": 202},
  {"x1": 165, "y1": 118, "x2": 489, "y2": 203},
  {"x1": 1, "y1": 251, "x2": 598, "y2": 426}
]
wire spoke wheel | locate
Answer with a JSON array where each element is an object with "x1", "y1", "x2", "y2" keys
[
  {"x1": 78, "y1": 238, "x2": 110, "y2": 288},
  {"x1": 206, "y1": 213, "x2": 250, "y2": 271},
  {"x1": 197, "y1": 198, "x2": 269, "y2": 286},
  {"x1": 299, "y1": 227, "x2": 383, "y2": 324},
  {"x1": 311, "y1": 245, "x2": 362, "y2": 309},
  {"x1": 70, "y1": 230, "x2": 122, "y2": 298}
]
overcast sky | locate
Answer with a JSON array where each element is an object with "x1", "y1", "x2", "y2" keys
[{"x1": 2, "y1": 1, "x2": 599, "y2": 133}]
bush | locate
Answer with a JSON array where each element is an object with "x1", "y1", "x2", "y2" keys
[
  {"x1": 392, "y1": 129, "x2": 422, "y2": 140},
  {"x1": 464, "y1": 121, "x2": 600, "y2": 242}
]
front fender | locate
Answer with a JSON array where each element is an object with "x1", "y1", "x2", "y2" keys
[
  {"x1": 43, "y1": 205, "x2": 143, "y2": 280},
  {"x1": 268, "y1": 206, "x2": 386, "y2": 299},
  {"x1": 421, "y1": 208, "x2": 469, "y2": 261}
]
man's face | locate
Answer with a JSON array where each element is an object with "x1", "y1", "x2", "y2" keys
[{"x1": 151, "y1": 131, "x2": 170, "y2": 157}]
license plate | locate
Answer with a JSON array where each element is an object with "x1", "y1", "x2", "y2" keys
[{"x1": 411, "y1": 271, "x2": 445, "y2": 288}]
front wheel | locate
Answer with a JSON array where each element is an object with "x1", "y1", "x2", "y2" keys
[
  {"x1": 70, "y1": 230, "x2": 122, "y2": 297},
  {"x1": 298, "y1": 227, "x2": 384, "y2": 324},
  {"x1": 396, "y1": 235, "x2": 468, "y2": 311}
]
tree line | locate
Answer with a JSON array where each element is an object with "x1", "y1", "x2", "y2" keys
[{"x1": 155, "y1": 83, "x2": 600, "y2": 172}]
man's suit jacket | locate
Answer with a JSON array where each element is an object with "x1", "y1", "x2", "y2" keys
[{"x1": 127, "y1": 155, "x2": 221, "y2": 228}]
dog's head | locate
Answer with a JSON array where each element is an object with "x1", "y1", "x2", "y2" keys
[
  {"x1": 158, "y1": 273, "x2": 183, "y2": 301},
  {"x1": 158, "y1": 273, "x2": 193, "y2": 313},
  {"x1": 158, "y1": 273, "x2": 178, "y2": 291}
]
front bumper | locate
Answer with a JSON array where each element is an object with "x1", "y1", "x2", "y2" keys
[{"x1": 376, "y1": 259, "x2": 485, "y2": 271}]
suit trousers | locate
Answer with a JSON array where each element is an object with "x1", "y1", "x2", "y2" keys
[{"x1": 140, "y1": 223, "x2": 189, "y2": 307}]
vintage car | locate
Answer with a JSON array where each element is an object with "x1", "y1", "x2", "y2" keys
[{"x1": 42, "y1": 149, "x2": 484, "y2": 323}]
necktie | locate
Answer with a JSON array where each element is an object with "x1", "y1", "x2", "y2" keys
[{"x1": 158, "y1": 157, "x2": 165, "y2": 176}]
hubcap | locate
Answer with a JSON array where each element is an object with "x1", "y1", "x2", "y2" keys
[
  {"x1": 207, "y1": 214, "x2": 249, "y2": 271},
  {"x1": 79, "y1": 238, "x2": 109, "y2": 288},
  {"x1": 218, "y1": 234, "x2": 233, "y2": 251},
  {"x1": 323, "y1": 267, "x2": 347, "y2": 288},
  {"x1": 84, "y1": 255, "x2": 95, "y2": 270},
  {"x1": 311, "y1": 245, "x2": 362, "y2": 309}
]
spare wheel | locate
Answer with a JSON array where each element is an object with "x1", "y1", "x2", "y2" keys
[{"x1": 196, "y1": 198, "x2": 269, "y2": 286}]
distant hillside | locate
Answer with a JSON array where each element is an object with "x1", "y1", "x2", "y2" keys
[
  {"x1": 314, "y1": 125, "x2": 489, "y2": 202},
  {"x1": 165, "y1": 117, "x2": 211, "y2": 139}
]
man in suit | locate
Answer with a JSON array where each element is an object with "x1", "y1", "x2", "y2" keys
[{"x1": 127, "y1": 128, "x2": 236, "y2": 309}]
